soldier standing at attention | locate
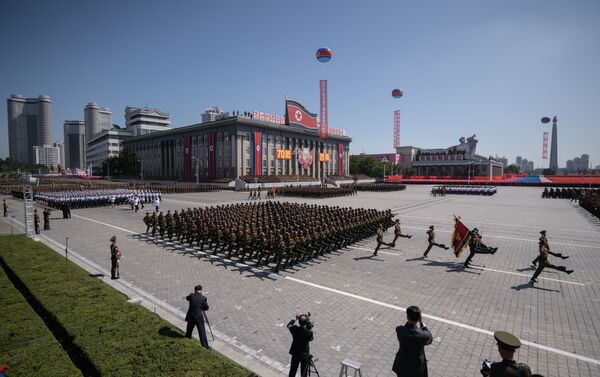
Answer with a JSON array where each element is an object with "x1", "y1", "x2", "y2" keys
[
  {"x1": 43, "y1": 208, "x2": 51, "y2": 230},
  {"x1": 110, "y1": 235, "x2": 122, "y2": 279},
  {"x1": 2, "y1": 199, "x2": 7, "y2": 217},
  {"x1": 34, "y1": 209, "x2": 40, "y2": 234},
  {"x1": 373, "y1": 226, "x2": 394, "y2": 256},
  {"x1": 485, "y1": 331, "x2": 532, "y2": 377},
  {"x1": 423, "y1": 225, "x2": 449, "y2": 258},
  {"x1": 391, "y1": 219, "x2": 412, "y2": 246}
]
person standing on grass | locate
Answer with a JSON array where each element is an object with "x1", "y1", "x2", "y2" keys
[
  {"x1": 110, "y1": 235, "x2": 122, "y2": 279},
  {"x1": 3, "y1": 199, "x2": 8, "y2": 217},
  {"x1": 185, "y1": 285, "x2": 210, "y2": 349}
]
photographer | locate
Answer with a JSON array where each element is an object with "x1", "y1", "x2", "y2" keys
[
  {"x1": 287, "y1": 313, "x2": 313, "y2": 377},
  {"x1": 481, "y1": 331, "x2": 532, "y2": 377},
  {"x1": 392, "y1": 305, "x2": 432, "y2": 377},
  {"x1": 185, "y1": 285, "x2": 210, "y2": 349}
]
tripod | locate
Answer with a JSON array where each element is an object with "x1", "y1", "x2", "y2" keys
[{"x1": 302, "y1": 355, "x2": 320, "y2": 377}]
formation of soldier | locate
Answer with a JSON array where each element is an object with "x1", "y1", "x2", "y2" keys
[
  {"x1": 541, "y1": 187, "x2": 592, "y2": 200},
  {"x1": 351, "y1": 183, "x2": 407, "y2": 192},
  {"x1": 144, "y1": 201, "x2": 395, "y2": 271},
  {"x1": 276, "y1": 186, "x2": 357, "y2": 198},
  {"x1": 579, "y1": 189, "x2": 600, "y2": 219},
  {"x1": 34, "y1": 189, "x2": 161, "y2": 210},
  {"x1": 431, "y1": 185, "x2": 497, "y2": 196}
]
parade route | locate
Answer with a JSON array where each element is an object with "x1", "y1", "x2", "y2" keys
[{"x1": 3, "y1": 185, "x2": 600, "y2": 377}]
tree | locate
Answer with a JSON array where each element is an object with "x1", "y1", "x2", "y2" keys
[
  {"x1": 350, "y1": 156, "x2": 384, "y2": 177},
  {"x1": 505, "y1": 164, "x2": 520, "y2": 174},
  {"x1": 100, "y1": 150, "x2": 137, "y2": 177}
]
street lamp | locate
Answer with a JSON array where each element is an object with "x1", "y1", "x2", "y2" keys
[
  {"x1": 381, "y1": 157, "x2": 389, "y2": 182},
  {"x1": 137, "y1": 160, "x2": 143, "y2": 182},
  {"x1": 191, "y1": 157, "x2": 199, "y2": 184}
]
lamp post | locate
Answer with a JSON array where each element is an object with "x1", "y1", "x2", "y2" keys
[
  {"x1": 138, "y1": 160, "x2": 143, "y2": 182},
  {"x1": 192, "y1": 157, "x2": 199, "y2": 184},
  {"x1": 381, "y1": 157, "x2": 389, "y2": 182}
]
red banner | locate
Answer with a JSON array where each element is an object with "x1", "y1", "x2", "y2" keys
[
  {"x1": 320, "y1": 80, "x2": 328, "y2": 138},
  {"x1": 542, "y1": 131, "x2": 548, "y2": 159},
  {"x1": 286, "y1": 99, "x2": 318, "y2": 131},
  {"x1": 452, "y1": 217, "x2": 471, "y2": 258},
  {"x1": 208, "y1": 132, "x2": 215, "y2": 179},
  {"x1": 393, "y1": 110, "x2": 400, "y2": 148},
  {"x1": 338, "y1": 144, "x2": 344, "y2": 175},
  {"x1": 253, "y1": 131, "x2": 262, "y2": 176},
  {"x1": 184, "y1": 135, "x2": 191, "y2": 179}
]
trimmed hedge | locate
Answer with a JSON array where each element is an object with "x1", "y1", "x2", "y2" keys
[
  {"x1": 0, "y1": 235, "x2": 252, "y2": 377},
  {"x1": 0, "y1": 268, "x2": 82, "y2": 377}
]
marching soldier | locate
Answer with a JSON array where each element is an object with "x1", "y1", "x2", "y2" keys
[
  {"x1": 463, "y1": 228, "x2": 497, "y2": 268},
  {"x1": 110, "y1": 235, "x2": 122, "y2": 279},
  {"x1": 391, "y1": 219, "x2": 412, "y2": 245},
  {"x1": 143, "y1": 212, "x2": 153, "y2": 234},
  {"x1": 2, "y1": 199, "x2": 7, "y2": 217},
  {"x1": 531, "y1": 230, "x2": 567, "y2": 267},
  {"x1": 157, "y1": 211, "x2": 165, "y2": 238},
  {"x1": 43, "y1": 208, "x2": 51, "y2": 230},
  {"x1": 529, "y1": 243, "x2": 573, "y2": 285},
  {"x1": 34, "y1": 208, "x2": 40, "y2": 234},
  {"x1": 373, "y1": 226, "x2": 394, "y2": 256},
  {"x1": 423, "y1": 225, "x2": 449, "y2": 257}
]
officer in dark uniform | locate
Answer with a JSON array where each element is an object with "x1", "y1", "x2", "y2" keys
[
  {"x1": 34, "y1": 209, "x2": 40, "y2": 234},
  {"x1": 2, "y1": 199, "x2": 7, "y2": 217},
  {"x1": 423, "y1": 225, "x2": 449, "y2": 257},
  {"x1": 391, "y1": 219, "x2": 412, "y2": 245},
  {"x1": 185, "y1": 284, "x2": 210, "y2": 349},
  {"x1": 463, "y1": 228, "x2": 497, "y2": 268},
  {"x1": 484, "y1": 331, "x2": 532, "y2": 377}
]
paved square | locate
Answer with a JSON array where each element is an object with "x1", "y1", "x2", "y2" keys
[{"x1": 3, "y1": 185, "x2": 600, "y2": 377}]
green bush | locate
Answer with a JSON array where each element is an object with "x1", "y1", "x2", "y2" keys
[
  {"x1": 0, "y1": 235, "x2": 252, "y2": 377},
  {"x1": 0, "y1": 268, "x2": 82, "y2": 377}
]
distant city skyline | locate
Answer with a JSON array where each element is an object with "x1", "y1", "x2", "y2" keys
[{"x1": 1, "y1": 0, "x2": 599, "y2": 168}]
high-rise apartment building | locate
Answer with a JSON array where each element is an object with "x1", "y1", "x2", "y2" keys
[
  {"x1": 64, "y1": 120, "x2": 86, "y2": 169},
  {"x1": 581, "y1": 154, "x2": 590, "y2": 171},
  {"x1": 7, "y1": 94, "x2": 52, "y2": 164},
  {"x1": 201, "y1": 107, "x2": 228, "y2": 123},
  {"x1": 125, "y1": 106, "x2": 171, "y2": 136},
  {"x1": 516, "y1": 156, "x2": 522, "y2": 168},
  {"x1": 84, "y1": 102, "x2": 113, "y2": 141},
  {"x1": 33, "y1": 144, "x2": 61, "y2": 167}
]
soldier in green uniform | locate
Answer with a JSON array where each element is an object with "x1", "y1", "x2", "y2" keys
[
  {"x1": 150, "y1": 212, "x2": 158, "y2": 236},
  {"x1": 532, "y1": 230, "x2": 567, "y2": 267},
  {"x1": 43, "y1": 208, "x2": 51, "y2": 230},
  {"x1": 391, "y1": 219, "x2": 412, "y2": 246},
  {"x1": 143, "y1": 212, "x2": 152, "y2": 234},
  {"x1": 530, "y1": 244, "x2": 573, "y2": 285},
  {"x1": 2, "y1": 199, "x2": 7, "y2": 217},
  {"x1": 157, "y1": 211, "x2": 165, "y2": 238},
  {"x1": 373, "y1": 226, "x2": 394, "y2": 256},
  {"x1": 34, "y1": 208, "x2": 40, "y2": 234},
  {"x1": 423, "y1": 225, "x2": 449, "y2": 257},
  {"x1": 463, "y1": 228, "x2": 497, "y2": 268},
  {"x1": 482, "y1": 331, "x2": 532, "y2": 377}
]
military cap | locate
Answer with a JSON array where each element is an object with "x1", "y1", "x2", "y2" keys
[
  {"x1": 494, "y1": 331, "x2": 521, "y2": 350},
  {"x1": 540, "y1": 230, "x2": 546, "y2": 234}
]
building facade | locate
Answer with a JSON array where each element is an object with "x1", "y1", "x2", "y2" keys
[
  {"x1": 33, "y1": 144, "x2": 61, "y2": 167},
  {"x1": 125, "y1": 106, "x2": 171, "y2": 136},
  {"x1": 7, "y1": 94, "x2": 52, "y2": 164},
  {"x1": 84, "y1": 102, "x2": 113, "y2": 141},
  {"x1": 64, "y1": 120, "x2": 86, "y2": 169},
  {"x1": 123, "y1": 116, "x2": 351, "y2": 181},
  {"x1": 201, "y1": 107, "x2": 228, "y2": 123},
  {"x1": 86, "y1": 128, "x2": 134, "y2": 173}
]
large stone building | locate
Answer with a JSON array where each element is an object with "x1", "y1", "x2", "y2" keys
[
  {"x1": 124, "y1": 106, "x2": 171, "y2": 136},
  {"x1": 123, "y1": 115, "x2": 351, "y2": 181},
  {"x1": 7, "y1": 94, "x2": 52, "y2": 164},
  {"x1": 86, "y1": 127, "x2": 133, "y2": 174},
  {"x1": 84, "y1": 102, "x2": 113, "y2": 141},
  {"x1": 63, "y1": 120, "x2": 86, "y2": 169},
  {"x1": 33, "y1": 143, "x2": 62, "y2": 167}
]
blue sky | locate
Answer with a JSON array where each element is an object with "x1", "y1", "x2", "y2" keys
[{"x1": 1, "y1": 0, "x2": 599, "y2": 168}]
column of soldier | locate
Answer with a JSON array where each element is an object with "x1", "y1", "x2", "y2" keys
[
  {"x1": 276, "y1": 186, "x2": 357, "y2": 198},
  {"x1": 431, "y1": 185, "x2": 497, "y2": 196},
  {"x1": 351, "y1": 183, "x2": 407, "y2": 192},
  {"x1": 35, "y1": 189, "x2": 161, "y2": 210},
  {"x1": 143, "y1": 202, "x2": 395, "y2": 271},
  {"x1": 542, "y1": 187, "x2": 600, "y2": 219}
]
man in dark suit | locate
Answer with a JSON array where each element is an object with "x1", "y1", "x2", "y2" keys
[
  {"x1": 287, "y1": 313, "x2": 314, "y2": 377},
  {"x1": 185, "y1": 285, "x2": 210, "y2": 349},
  {"x1": 392, "y1": 306, "x2": 433, "y2": 377}
]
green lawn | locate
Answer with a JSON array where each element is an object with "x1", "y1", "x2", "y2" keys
[
  {"x1": 0, "y1": 235, "x2": 254, "y2": 377},
  {"x1": 0, "y1": 267, "x2": 82, "y2": 377}
]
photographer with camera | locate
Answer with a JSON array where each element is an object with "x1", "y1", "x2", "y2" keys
[
  {"x1": 481, "y1": 331, "x2": 533, "y2": 377},
  {"x1": 392, "y1": 305, "x2": 433, "y2": 377},
  {"x1": 287, "y1": 313, "x2": 314, "y2": 377},
  {"x1": 184, "y1": 285, "x2": 210, "y2": 349}
]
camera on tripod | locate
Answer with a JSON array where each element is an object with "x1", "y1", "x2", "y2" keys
[
  {"x1": 480, "y1": 359, "x2": 492, "y2": 376},
  {"x1": 297, "y1": 312, "x2": 314, "y2": 330}
]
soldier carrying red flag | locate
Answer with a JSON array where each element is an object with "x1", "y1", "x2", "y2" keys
[{"x1": 452, "y1": 216, "x2": 498, "y2": 267}]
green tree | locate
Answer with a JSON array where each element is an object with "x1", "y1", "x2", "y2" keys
[
  {"x1": 505, "y1": 164, "x2": 520, "y2": 174},
  {"x1": 100, "y1": 150, "x2": 137, "y2": 177},
  {"x1": 350, "y1": 156, "x2": 385, "y2": 177}
]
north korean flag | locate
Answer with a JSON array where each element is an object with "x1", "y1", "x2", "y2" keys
[{"x1": 286, "y1": 99, "x2": 318, "y2": 131}]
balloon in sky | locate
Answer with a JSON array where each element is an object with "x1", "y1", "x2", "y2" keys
[
  {"x1": 316, "y1": 48, "x2": 332, "y2": 63},
  {"x1": 391, "y1": 89, "x2": 403, "y2": 98},
  {"x1": 541, "y1": 117, "x2": 551, "y2": 124}
]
